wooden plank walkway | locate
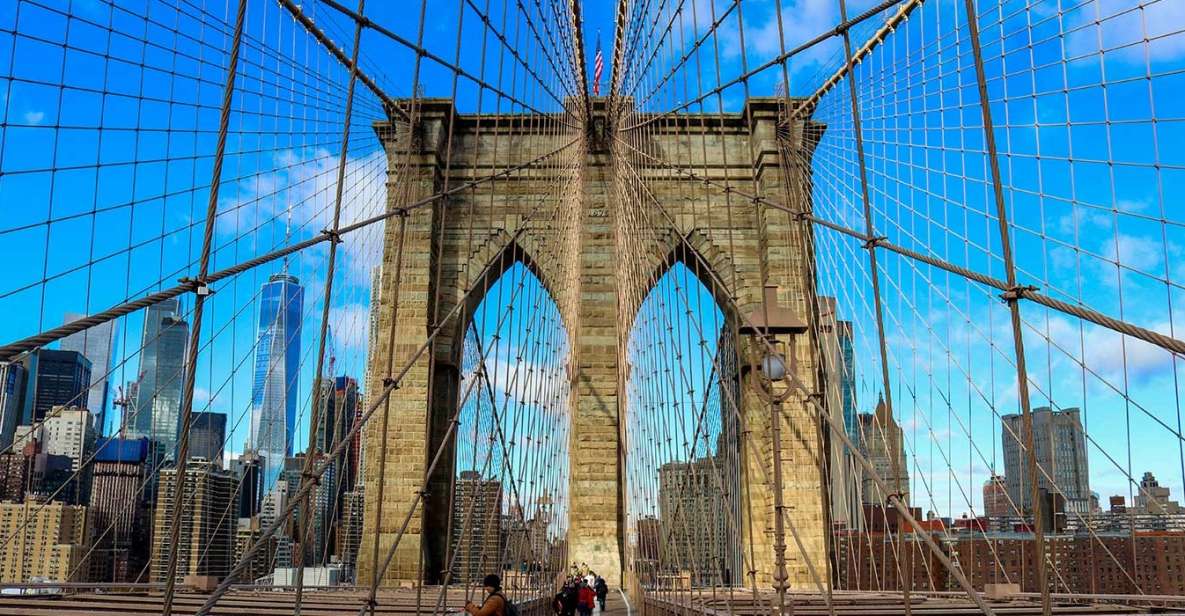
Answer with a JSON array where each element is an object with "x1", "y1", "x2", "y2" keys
[
  {"x1": 0, "y1": 587, "x2": 1169, "y2": 615},
  {"x1": 640, "y1": 590, "x2": 1161, "y2": 615},
  {"x1": 0, "y1": 587, "x2": 550, "y2": 615}
]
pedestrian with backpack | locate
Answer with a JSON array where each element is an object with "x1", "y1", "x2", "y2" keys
[
  {"x1": 464, "y1": 574, "x2": 519, "y2": 616},
  {"x1": 594, "y1": 577, "x2": 608, "y2": 611}
]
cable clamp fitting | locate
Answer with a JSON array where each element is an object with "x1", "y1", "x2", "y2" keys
[
  {"x1": 300, "y1": 470, "x2": 321, "y2": 486},
  {"x1": 885, "y1": 492, "x2": 906, "y2": 505},
  {"x1": 1000, "y1": 285, "x2": 1038, "y2": 303},
  {"x1": 180, "y1": 277, "x2": 213, "y2": 297},
  {"x1": 382, "y1": 377, "x2": 400, "y2": 390},
  {"x1": 323, "y1": 228, "x2": 344, "y2": 244},
  {"x1": 862, "y1": 236, "x2": 886, "y2": 250}
]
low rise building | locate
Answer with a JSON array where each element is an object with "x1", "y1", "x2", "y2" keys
[{"x1": 0, "y1": 500, "x2": 91, "y2": 583}]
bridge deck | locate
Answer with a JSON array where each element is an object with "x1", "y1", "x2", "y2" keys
[
  {"x1": 641, "y1": 591, "x2": 1162, "y2": 615},
  {"x1": 0, "y1": 587, "x2": 545, "y2": 616},
  {"x1": 0, "y1": 588, "x2": 1171, "y2": 616}
]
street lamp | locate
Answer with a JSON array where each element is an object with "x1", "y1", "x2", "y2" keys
[{"x1": 739, "y1": 285, "x2": 808, "y2": 616}]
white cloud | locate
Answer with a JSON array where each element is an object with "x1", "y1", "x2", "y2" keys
[
  {"x1": 470, "y1": 350, "x2": 568, "y2": 412},
  {"x1": 22, "y1": 110, "x2": 44, "y2": 125},
  {"x1": 1042, "y1": 314, "x2": 1176, "y2": 383},
  {"x1": 215, "y1": 147, "x2": 389, "y2": 293},
  {"x1": 1055, "y1": 207, "x2": 1111, "y2": 237},
  {"x1": 749, "y1": 0, "x2": 838, "y2": 58},
  {"x1": 1109, "y1": 233, "x2": 1165, "y2": 272}
]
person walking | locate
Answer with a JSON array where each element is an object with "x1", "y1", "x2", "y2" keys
[
  {"x1": 562, "y1": 579, "x2": 579, "y2": 616},
  {"x1": 594, "y1": 576, "x2": 608, "y2": 611},
  {"x1": 577, "y1": 579, "x2": 596, "y2": 616},
  {"x1": 552, "y1": 588, "x2": 566, "y2": 615},
  {"x1": 464, "y1": 574, "x2": 509, "y2": 616}
]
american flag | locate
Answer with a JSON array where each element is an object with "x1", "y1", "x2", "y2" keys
[{"x1": 593, "y1": 34, "x2": 603, "y2": 96}]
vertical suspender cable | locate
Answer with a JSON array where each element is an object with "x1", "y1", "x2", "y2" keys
[
  {"x1": 960, "y1": 0, "x2": 1049, "y2": 613},
  {"x1": 291, "y1": 0, "x2": 368, "y2": 612},
  {"x1": 834, "y1": 0, "x2": 913, "y2": 611},
  {"x1": 161, "y1": 1, "x2": 248, "y2": 614}
]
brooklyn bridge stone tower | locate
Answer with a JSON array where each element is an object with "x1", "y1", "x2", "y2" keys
[{"x1": 360, "y1": 97, "x2": 827, "y2": 589}]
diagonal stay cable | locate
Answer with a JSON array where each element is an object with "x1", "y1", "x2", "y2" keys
[
  {"x1": 318, "y1": 0, "x2": 576, "y2": 122},
  {"x1": 291, "y1": 0, "x2": 369, "y2": 611},
  {"x1": 790, "y1": 0, "x2": 926, "y2": 120},
  {"x1": 617, "y1": 0, "x2": 915, "y2": 130},
  {"x1": 0, "y1": 137, "x2": 579, "y2": 361},
  {"x1": 162, "y1": 0, "x2": 249, "y2": 612},
  {"x1": 611, "y1": 136, "x2": 1185, "y2": 358},
  {"x1": 613, "y1": 144, "x2": 995, "y2": 616},
  {"x1": 355, "y1": 224, "x2": 560, "y2": 616},
  {"x1": 278, "y1": 0, "x2": 405, "y2": 120},
  {"x1": 193, "y1": 221, "x2": 538, "y2": 616},
  {"x1": 614, "y1": 150, "x2": 833, "y2": 610}
]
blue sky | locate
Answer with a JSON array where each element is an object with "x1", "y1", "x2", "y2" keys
[
  {"x1": 457, "y1": 261, "x2": 571, "y2": 536},
  {"x1": 1, "y1": 0, "x2": 1184, "y2": 523},
  {"x1": 625, "y1": 261, "x2": 727, "y2": 521}
]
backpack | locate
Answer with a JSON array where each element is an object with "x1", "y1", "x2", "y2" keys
[{"x1": 492, "y1": 591, "x2": 520, "y2": 616}]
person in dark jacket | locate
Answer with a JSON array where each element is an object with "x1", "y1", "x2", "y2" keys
[
  {"x1": 594, "y1": 577, "x2": 608, "y2": 611},
  {"x1": 562, "y1": 579, "x2": 579, "y2": 616}
]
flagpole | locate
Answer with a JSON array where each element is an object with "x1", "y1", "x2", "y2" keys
[{"x1": 593, "y1": 30, "x2": 603, "y2": 97}]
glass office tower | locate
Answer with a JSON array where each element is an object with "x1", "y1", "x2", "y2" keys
[
  {"x1": 129, "y1": 299, "x2": 189, "y2": 461},
  {"x1": 60, "y1": 313, "x2": 116, "y2": 432},
  {"x1": 250, "y1": 273, "x2": 303, "y2": 492}
]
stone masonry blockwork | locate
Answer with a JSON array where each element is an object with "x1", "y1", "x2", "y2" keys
[{"x1": 360, "y1": 98, "x2": 827, "y2": 591}]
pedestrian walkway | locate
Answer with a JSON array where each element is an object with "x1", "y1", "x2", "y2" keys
[{"x1": 590, "y1": 590, "x2": 632, "y2": 616}]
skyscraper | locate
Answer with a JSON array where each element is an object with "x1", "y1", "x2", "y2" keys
[
  {"x1": 14, "y1": 405, "x2": 96, "y2": 504},
  {"x1": 188, "y1": 411, "x2": 227, "y2": 464},
  {"x1": 314, "y1": 376, "x2": 358, "y2": 454},
  {"x1": 59, "y1": 314, "x2": 115, "y2": 433},
  {"x1": 1001, "y1": 406, "x2": 1091, "y2": 515},
  {"x1": 313, "y1": 376, "x2": 360, "y2": 495},
  {"x1": 230, "y1": 450, "x2": 263, "y2": 519},
  {"x1": 28, "y1": 349, "x2": 92, "y2": 422},
  {"x1": 89, "y1": 437, "x2": 150, "y2": 583},
  {"x1": 281, "y1": 453, "x2": 336, "y2": 565},
  {"x1": 0, "y1": 361, "x2": 30, "y2": 449},
  {"x1": 250, "y1": 273, "x2": 303, "y2": 491},
  {"x1": 450, "y1": 470, "x2": 502, "y2": 583},
  {"x1": 150, "y1": 460, "x2": 237, "y2": 583},
  {"x1": 657, "y1": 457, "x2": 738, "y2": 586},
  {"x1": 130, "y1": 299, "x2": 189, "y2": 461},
  {"x1": 1134, "y1": 471, "x2": 1181, "y2": 515},
  {"x1": 837, "y1": 321, "x2": 857, "y2": 435},
  {"x1": 337, "y1": 489, "x2": 364, "y2": 570},
  {"x1": 857, "y1": 395, "x2": 910, "y2": 506},
  {"x1": 819, "y1": 296, "x2": 862, "y2": 529},
  {"x1": 17, "y1": 405, "x2": 96, "y2": 474}
]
